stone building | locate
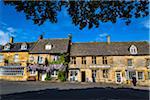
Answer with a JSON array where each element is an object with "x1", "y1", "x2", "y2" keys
[
  {"x1": 68, "y1": 37, "x2": 150, "y2": 86},
  {"x1": 0, "y1": 37, "x2": 35, "y2": 81}
]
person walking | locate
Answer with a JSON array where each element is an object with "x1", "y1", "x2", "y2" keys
[{"x1": 132, "y1": 76, "x2": 137, "y2": 86}]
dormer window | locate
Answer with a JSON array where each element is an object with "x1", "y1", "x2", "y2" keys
[
  {"x1": 45, "y1": 44, "x2": 52, "y2": 50},
  {"x1": 129, "y1": 45, "x2": 137, "y2": 54},
  {"x1": 21, "y1": 43, "x2": 27, "y2": 50},
  {"x1": 4, "y1": 44, "x2": 10, "y2": 50}
]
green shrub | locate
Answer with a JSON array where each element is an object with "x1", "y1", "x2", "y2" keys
[
  {"x1": 45, "y1": 74, "x2": 51, "y2": 81},
  {"x1": 58, "y1": 71, "x2": 66, "y2": 82}
]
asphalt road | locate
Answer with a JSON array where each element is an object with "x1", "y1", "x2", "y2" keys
[{"x1": 0, "y1": 81, "x2": 149, "y2": 100}]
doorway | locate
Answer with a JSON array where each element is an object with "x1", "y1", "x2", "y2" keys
[
  {"x1": 115, "y1": 71, "x2": 122, "y2": 84},
  {"x1": 81, "y1": 71, "x2": 86, "y2": 82},
  {"x1": 92, "y1": 70, "x2": 97, "y2": 82}
]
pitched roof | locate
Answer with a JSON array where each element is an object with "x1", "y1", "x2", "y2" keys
[
  {"x1": 70, "y1": 41, "x2": 150, "y2": 56},
  {"x1": 29, "y1": 38, "x2": 70, "y2": 54},
  {"x1": 0, "y1": 42, "x2": 35, "y2": 52}
]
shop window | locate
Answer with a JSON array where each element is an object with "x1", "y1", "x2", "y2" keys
[
  {"x1": 92, "y1": 56, "x2": 96, "y2": 64},
  {"x1": 71, "y1": 57, "x2": 76, "y2": 64},
  {"x1": 102, "y1": 56, "x2": 107, "y2": 64},
  {"x1": 0, "y1": 54, "x2": 4, "y2": 62},
  {"x1": 138, "y1": 72, "x2": 144, "y2": 80},
  {"x1": 103, "y1": 69, "x2": 108, "y2": 78},
  {"x1": 127, "y1": 59, "x2": 133, "y2": 66},
  {"x1": 0, "y1": 67, "x2": 24, "y2": 76},
  {"x1": 82, "y1": 57, "x2": 86, "y2": 64}
]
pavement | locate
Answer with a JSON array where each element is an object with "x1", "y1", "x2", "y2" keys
[{"x1": 0, "y1": 80, "x2": 150, "y2": 100}]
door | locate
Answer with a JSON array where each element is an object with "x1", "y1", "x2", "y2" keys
[
  {"x1": 115, "y1": 72, "x2": 122, "y2": 84},
  {"x1": 92, "y1": 70, "x2": 97, "y2": 82},
  {"x1": 81, "y1": 71, "x2": 86, "y2": 82}
]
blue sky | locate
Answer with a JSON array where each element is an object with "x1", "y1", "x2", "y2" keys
[{"x1": 0, "y1": 1, "x2": 149, "y2": 45}]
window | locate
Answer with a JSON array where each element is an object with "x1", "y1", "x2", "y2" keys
[
  {"x1": 53, "y1": 55, "x2": 59, "y2": 61},
  {"x1": 92, "y1": 56, "x2": 96, "y2": 64},
  {"x1": 103, "y1": 69, "x2": 108, "y2": 78},
  {"x1": 14, "y1": 54, "x2": 19, "y2": 63},
  {"x1": 102, "y1": 56, "x2": 107, "y2": 64},
  {"x1": 127, "y1": 59, "x2": 133, "y2": 66},
  {"x1": 138, "y1": 72, "x2": 144, "y2": 80},
  {"x1": 30, "y1": 71, "x2": 36, "y2": 76},
  {"x1": 71, "y1": 57, "x2": 76, "y2": 64},
  {"x1": 38, "y1": 56, "x2": 44, "y2": 64},
  {"x1": 148, "y1": 72, "x2": 150, "y2": 80},
  {"x1": 51, "y1": 70, "x2": 58, "y2": 77},
  {"x1": 0, "y1": 54, "x2": 4, "y2": 62},
  {"x1": 70, "y1": 70, "x2": 78, "y2": 81},
  {"x1": 82, "y1": 57, "x2": 86, "y2": 64},
  {"x1": 146, "y1": 59, "x2": 150, "y2": 66},
  {"x1": 0, "y1": 67, "x2": 24, "y2": 76},
  {"x1": 21, "y1": 43, "x2": 27, "y2": 50},
  {"x1": 128, "y1": 71, "x2": 136, "y2": 80},
  {"x1": 4, "y1": 44, "x2": 10, "y2": 50},
  {"x1": 45, "y1": 45, "x2": 52, "y2": 50},
  {"x1": 130, "y1": 45, "x2": 137, "y2": 54},
  {"x1": 29, "y1": 56, "x2": 34, "y2": 62}
]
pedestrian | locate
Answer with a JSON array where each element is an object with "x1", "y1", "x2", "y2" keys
[{"x1": 132, "y1": 76, "x2": 137, "y2": 86}]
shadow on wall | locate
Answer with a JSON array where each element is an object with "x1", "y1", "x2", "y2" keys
[{"x1": 1, "y1": 87, "x2": 149, "y2": 100}]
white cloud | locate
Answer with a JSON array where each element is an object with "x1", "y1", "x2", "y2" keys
[
  {"x1": 7, "y1": 27, "x2": 16, "y2": 33},
  {"x1": 0, "y1": 30, "x2": 9, "y2": 45},
  {"x1": 96, "y1": 33, "x2": 108, "y2": 42},
  {"x1": 143, "y1": 19, "x2": 150, "y2": 29},
  {"x1": 99, "y1": 33, "x2": 108, "y2": 37}
]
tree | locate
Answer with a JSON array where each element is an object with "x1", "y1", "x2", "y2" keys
[{"x1": 4, "y1": 0, "x2": 149, "y2": 30}]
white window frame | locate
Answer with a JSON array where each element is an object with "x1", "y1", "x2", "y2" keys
[
  {"x1": 14, "y1": 54, "x2": 19, "y2": 63},
  {"x1": 45, "y1": 45, "x2": 52, "y2": 50},
  {"x1": 51, "y1": 70, "x2": 58, "y2": 77},
  {"x1": 4, "y1": 45, "x2": 10, "y2": 50},
  {"x1": 137, "y1": 72, "x2": 144, "y2": 80},
  {"x1": 53, "y1": 55, "x2": 59, "y2": 61},
  {"x1": 21, "y1": 44, "x2": 27, "y2": 50},
  {"x1": 0, "y1": 67, "x2": 24, "y2": 76},
  {"x1": 29, "y1": 56, "x2": 34, "y2": 63},
  {"x1": 38, "y1": 56, "x2": 44, "y2": 64},
  {"x1": 130, "y1": 45, "x2": 137, "y2": 54},
  {"x1": 0, "y1": 54, "x2": 4, "y2": 62},
  {"x1": 70, "y1": 70, "x2": 78, "y2": 81}
]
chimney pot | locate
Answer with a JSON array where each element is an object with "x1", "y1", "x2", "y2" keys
[
  {"x1": 68, "y1": 34, "x2": 72, "y2": 40},
  {"x1": 107, "y1": 35, "x2": 110, "y2": 44},
  {"x1": 39, "y1": 35, "x2": 43, "y2": 40},
  {"x1": 9, "y1": 36, "x2": 14, "y2": 43}
]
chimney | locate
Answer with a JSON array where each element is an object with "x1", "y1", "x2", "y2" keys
[
  {"x1": 68, "y1": 34, "x2": 72, "y2": 40},
  {"x1": 38, "y1": 34, "x2": 43, "y2": 40},
  {"x1": 107, "y1": 35, "x2": 110, "y2": 44},
  {"x1": 9, "y1": 36, "x2": 14, "y2": 43}
]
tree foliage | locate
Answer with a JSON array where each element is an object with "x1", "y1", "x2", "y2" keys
[{"x1": 4, "y1": 0, "x2": 149, "y2": 30}]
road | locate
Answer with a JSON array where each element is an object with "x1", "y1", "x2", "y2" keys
[{"x1": 0, "y1": 81, "x2": 149, "y2": 100}]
